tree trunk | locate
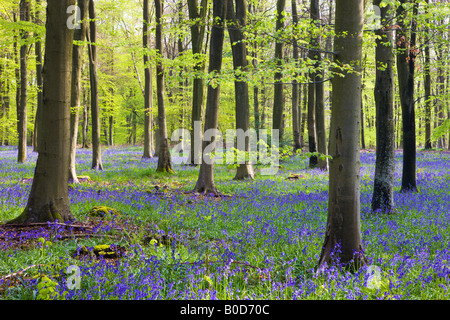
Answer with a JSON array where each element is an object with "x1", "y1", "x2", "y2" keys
[
  {"x1": 227, "y1": 0, "x2": 255, "y2": 180},
  {"x1": 371, "y1": 1, "x2": 395, "y2": 213},
  {"x1": 194, "y1": 0, "x2": 227, "y2": 193},
  {"x1": 187, "y1": 0, "x2": 208, "y2": 165},
  {"x1": 291, "y1": 0, "x2": 302, "y2": 153},
  {"x1": 143, "y1": 0, "x2": 154, "y2": 159},
  {"x1": 396, "y1": 0, "x2": 418, "y2": 192},
  {"x1": 69, "y1": 0, "x2": 89, "y2": 183},
  {"x1": 424, "y1": 0, "x2": 432, "y2": 150},
  {"x1": 318, "y1": 0, "x2": 364, "y2": 270},
  {"x1": 33, "y1": 0, "x2": 43, "y2": 152},
  {"x1": 82, "y1": 88, "x2": 89, "y2": 148},
  {"x1": 8, "y1": 0, "x2": 76, "y2": 224},
  {"x1": 18, "y1": 0, "x2": 30, "y2": 163},
  {"x1": 87, "y1": 0, "x2": 103, "y2": 170},
  {"x1": 272, "y1": 0, "x2": 286, "y2": 144},
  {"x1": 155, "y1": 0, "x2": 174, "y2": 173}
]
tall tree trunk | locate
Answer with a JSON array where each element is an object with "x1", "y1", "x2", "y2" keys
[
  {"x1": 8, "y1": 0, "x2": 76, "y2": 224},
  {"x1": 187, "y1": 0, "x2": 208, "y2": 165},
  {"x1": 33, "y1": 0, "x2": 43, "y2": 152},
  {"x1": 307, "y1": 0, "x2": 318, "y2": 168},
  {"x1": 227, "y1": 0, "x2": 255, "y2": 180},
  {"x1": 18, "y1": 0, "x2": 30, "y2": 163},
  {"x1": 396, "y1": 0, "x2": 418, "y2": 192},
  {"x1": 143, "y1": 0, "x2": 154, "y2": 159},
  {"x1": 272, "y1": 0, "x2": 286, "y2": 144},
  {"x1": 371, "y1": 1, "x2": 395, "y2": 213},
  {"x1": 87, "y1": 0, "x2": 103, "y2": 170},
  {"x1": 360, "y1": 55, "x2": 366, "y2": 150},
  {"x1": 69, "y1": 0, "x2": 89, "y2": 183},
  {"x1": 194, "y1": 0, "x2": 227, "y2": 193},
  {"x1": 318, "y1": 0, "x2": 364, "y2": 270},
  {"x1": 291, "y1": 0, "x2": 302, "y2": 153},
  {"x1": 155, "y1": 0, "x2": 174, "y2": 173},
  {"x1": 82, "y1": 88, "x2": 89, "y2": 148},
  {"x1": 424, "y1": 4, "x2": 432, "y2": 150}
]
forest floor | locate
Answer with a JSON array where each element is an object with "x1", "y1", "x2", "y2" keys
[{"x1": 0, "y1": 145, "x2": 449, "y2": 300}]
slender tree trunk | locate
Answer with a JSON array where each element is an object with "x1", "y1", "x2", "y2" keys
[
  {"x1": 361, "y1": 55, "x2": 366, "y2": 150},
  {"x1": 194, "y1": 0, "x2": 227, "y2": 193},
  {"x1": 227, "y1": 0, "x2": 255, "y2": 180},
  {"x1": 318, "y1": 0, "x2": 364, "y2": 270},
  {"x1": 143, "y1": 0, "x2": 154, "y2": 159},
  {"x1": 87, "y1": 0, "x2": 103, "y2": 170},
  {"x1": 155, "y1": 0, "x2": 174, "y2": 173},
  {"x1": 18, "y1": 0, "x2": 30, "y2": 163},
  {"x1": 82, "y1": 88, "x2": 89, "y2": 148},
  {"x1": 272, "y1": 0, "x2": 286, "y2": 144},
  {"x1": 69, "y1": 0, "x2": 89, "y2": 183},
  {"x1": 291, "y1": 0, "x2": 302, "y2": 153},
  {"x1": 8, "y1": 0, "x2": 76, "y2": 224},
  {"x1": 424, "y1": 19, "x2": 432, "y2": 150},
  {"x1": 188, "y1": 0, "x2": 208, "y2": 165},
  {"x1": 371, "y1": 1, "x2": 395, "y2": 213},
  {"x1": 396, "y1": 0, "x2": 418, "y2": 192},
  {"x1": 33, "y1": 0, "x2": 43, "y2": 152}
]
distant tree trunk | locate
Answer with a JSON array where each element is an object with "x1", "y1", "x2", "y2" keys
[
  {"x1": 87, "y1": 0, "x2": 103, "y2": 170},
  {"x1": 291, "y1": 0, "x2": 302, "y2": 153},
  {"x1": 155, "y1": 0, "x2": 174, "y2": 173},
  {"x1": 360, "y1": 55, "x2": 366, "y2": 150},
  {"x1": 272, "y1": 0, "x2": 286, "y2": 144},
  {"x1": 371, "y1": 1, "x2": 395, "y2": 213},
  {"x1": 187, "y1": 0, "x2": 208, "y2": 165},
  {"x1": 318, "y1": 0, "x2": 364, "y2": 270},
  {"x1": 33, "y1": 0, "x2": 43, "y2": 152},
  {"x1": 18, "y1": 0, "x2": 30, "y2": 163},
  {"x1": 194, "y1": 0, "x2": 227, "y2": 193},
  {"x1": 69, "y1": 0, "x2": 89, "y2": 183},
  {"x1": 227, "y1": 0, "x2": 255, "y2": 180},
  {"x1": 8, "y1": 0, "x2": 76, "y2": 224},
  {"x1": 307, "y1": 0, "x2": 318, "y2": 168},
  {"x1": 143, "y1": 0, "x2": 154, "y2": 159},
  {"x1": 423, "y1": 0, "x2": 432, "y2": 150},
  {"x1": 82, "y1": 88, "x2": 89, "y2": 148},
  {"x1": 396, "y1": 0, "x2": 418, "y2": 192}
]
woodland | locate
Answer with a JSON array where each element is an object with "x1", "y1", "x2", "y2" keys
[{"x1": 0, "y1": 0, "x2": 449, "y2": 301}]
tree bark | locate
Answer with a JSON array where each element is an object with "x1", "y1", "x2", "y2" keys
[
  {"x1": 69, "y1": 0, "x2": 89, "y2": 183},
  {"x1": 423, "y1": 0, "x2": 432, "y2": 150},
  {"x1": 396, "y1": 0, "x2": 418, "y2": 192},
  {"x1": 318, "y1": 0, "x2": 364, "y2": 270},
  {"x1": 155, "y1": 0, "x2": 174, "y2": 173},
  {"x1": 33, "y1": 0, "x2": 43, "y2": 152},
  {"x1": 194, "y1": 0, "x2": 227, "y2": 193},
  {"x1": 371, "y1": 1, "x2": 395, "y2": 213},
  {"x1": 187, "y1": 0, "x2": 208, "y2": 165},
  {"x1": 143, "y1": 0, "x2": 154, "y2": 159},
  {"x1": 227, "y1": 0, "x2": 255, "y2": 180},
  {"x1": 87, "y1": 0, "x2": 103, "y2": 170},
  {"x1": 18, "y1": 0, "x2": 30, "y2": 163},
  {"x1": 8, "y1": 0, "x2": 76, "y2": 224},
  {"x1": 272, "y1": 0, "x2": 286, "y2": 144},
  {"x1": 291, "y1": 0, "x2": 302, "y2": 153}
]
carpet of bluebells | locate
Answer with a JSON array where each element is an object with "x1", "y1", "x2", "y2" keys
[{"x1": 0, "y1": 146, "x2": 449, "y2": 300}]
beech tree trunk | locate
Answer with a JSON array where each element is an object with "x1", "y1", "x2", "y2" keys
[
  {"x1": 291, "y1": 0, "x2": 302, "y2": 153},
  {"x1": 187, "y1": 0, "x2": 208, "y2": 165},
  {"x1": 371, "y1": 1, "x2": 395, "y2": 213},
  {"x1": 318, "y1": 0, "x2": 364, "y2": 270},
  {"x1": 424, "y1": 0, "x2": 432, "y2": 150},
  {"x1": 8, "y1": 0, "x2": 76, "y2": 224},
  {"x1": 87, "y1": 0, "x2": 103, "y2": 170},
  {"x1": 194, "y1": 0, "x2": 227, "y2": 193},
  {"x1": 69, "y1": 0, "x2": 89, "y2": 183},
  {"x1": 396, "y1": 0, "x2": 418, "y2": 192},
  {"x1": 272, "y1": 0, "x2": 285, "y2": 144},
  {"x1": 227, "y1": 0, "x2": 255, "y2": 180},
  {"x1": 143, "y1": 0, "x2": 154, "y2": 159},
  {"x1": 155, "y1": 0, "x2": 174, "y2": 173},
  {"x1": 33, "y1": 0, "x2": 43, "y2": 152},
  {"x1": 18, "y1": 0, "x2": 30, "y2": 163}
]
